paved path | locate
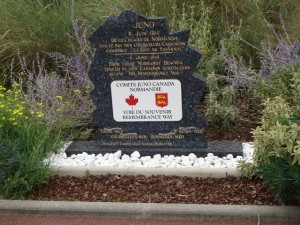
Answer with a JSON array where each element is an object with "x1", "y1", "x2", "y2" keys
[{"x1": 1, "y1": 214, "x2": 299, "y2": 225}]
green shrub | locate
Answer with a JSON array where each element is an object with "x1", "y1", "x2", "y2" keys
[
  {"x1": 252, "y1": 69, "x2": 300, "y2": 101},
  {"x1": 257, "y1": 156, "x2": 300, "y2": 204},
  {"x1": 0, "y1": 83, "x2": 62, "y2": 199},
  {"x1": 252, "y1": 96, "x2": 300, "y2": 165},
  {"x1": 197, "y1": 51, "x2": 226, "y2": 77},
  {"x1": 241, "y1": 96, "x2": 300, "y2": 203},
  {"x1": 204, "y1": 72, "x2": 238, "y2": 129},
  {"x1": 1, "y1": 149, "x2": 51, "y2": 199}
]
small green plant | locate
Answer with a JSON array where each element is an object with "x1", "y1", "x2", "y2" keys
[
  {"x1": 170, "y1": 2, "x2": 214, "y2": 55},
  {"x1": 257, "y1": 155, "x2": 300, "y2": 204},
  {"x1": 222, "y1": 22, "x2": 243, "y2": 59},
  {"x1": 197, "y1": 51, "x2": 226, "y2": 79},
  {"x1": 252, "y1": 69, "x2": 299, "y2": 101},
  {"x1": 0, "y1": 83, "x2": 62, "y2": 199},
  {"x1": 2, "y1": 150, "x2": 51, "y2": 199},
  {"x1": 241, "y1": 96, "x2": 300, "y2": 203},
  {"x1": 205, "y1": 72, "x2": 238, "y2": 129},
  {"x1": 85, "y1": 169, "x2": 91, "y2": 176}
]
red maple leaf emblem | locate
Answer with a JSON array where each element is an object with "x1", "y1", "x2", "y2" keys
[{"x1": 125, "y1": 94, "x2": 139, "y2": 106}]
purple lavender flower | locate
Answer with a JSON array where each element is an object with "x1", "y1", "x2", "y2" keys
[
  {"x1": 220, "y1": 41, "x2": 257, "y2": 88},
  {"x1": 10, "y1": 7, "x2": 95, "y2": 131}
]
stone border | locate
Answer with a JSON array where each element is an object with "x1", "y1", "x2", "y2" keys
[
  {"x1": 0, "y1": 200, "x2": 299, "y2": 222},
  {"x1": 50, "y1": 166, "x2": 242, "y2": 178}
]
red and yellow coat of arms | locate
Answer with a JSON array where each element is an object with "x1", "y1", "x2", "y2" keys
[{"x1": 155, "y1": 93, "x2": 168, "y2": 108}]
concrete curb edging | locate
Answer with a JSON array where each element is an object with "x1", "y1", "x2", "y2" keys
[
  {"x1": 50, "y1": 166, "x2": 242, "y2": 178},
  {"x1": 0, "y1": 200, "x2": 299, "y2": 221}
]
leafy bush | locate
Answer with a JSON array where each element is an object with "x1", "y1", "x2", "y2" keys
[
  {"x1": 204, "y1": 72, "x2": 238, "y2": 129},
  {"x1": 0, "y1": 83, "x2": 62, "y2": 199},
  {"x1": 257, "y1": 156, "x2": 300, "y2": 204},
  {"x1": 2, "y1": 149, "x2": 52, "y2": 199},
  {"x1": 241, "y1": 96, "x2": 300, "y2": 203},
  {"x1": 251, "y1": 96, "x2": 300, "y2": 166}
]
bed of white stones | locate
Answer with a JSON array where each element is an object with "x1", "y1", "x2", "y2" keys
[{"x1": 45, "y1": 142, "x2": 254, "y2": 169}]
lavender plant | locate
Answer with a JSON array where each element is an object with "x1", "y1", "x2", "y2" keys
[
  {"x1": 259, "y1": 16, "x2": 300, "y2": 76},
  {"x1": 253, "y1": 35, "x2": 300, "y2": 100},
  {"x1": 219, "y1": 16, "x2": 300, "y2": 98},
  {"x1": 220, "y1": 41, "x2": 258, "y2": 88},
  {"x1": 11, "y1": 7, "x2": 95, "y2": 139}
]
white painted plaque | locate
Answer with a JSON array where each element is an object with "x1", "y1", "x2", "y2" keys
[{"x1": 111, "y1": 79, "x2": 182, "y2": 122}]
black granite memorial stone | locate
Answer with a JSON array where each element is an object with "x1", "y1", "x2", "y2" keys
[{"x1": 78, "y1": 10, "x2": 208, "y2": 156}]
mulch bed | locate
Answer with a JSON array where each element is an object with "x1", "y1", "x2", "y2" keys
[
  {"x1": 27, "y1": 97, "x2": 273, "y2": 205},
  {"x1": 30, "y1": 175, "x2": 278, "y2": 205}
]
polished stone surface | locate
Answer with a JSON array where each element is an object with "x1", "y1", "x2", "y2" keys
[{"x1": 88, "y1": 10, "x2": 206, "y2": 153}]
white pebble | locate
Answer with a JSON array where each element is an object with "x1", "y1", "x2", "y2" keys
[
  {"x1": 96, "y1": 153, "x2": 103, "y2": 159},
  {"x1": 182, "y1": 160, "x2": 193, "y2": 166},
  {"x1": 114, "y1": 150, "x2": 122, "y2": 158},
  {"x1": 131, "y1": 157, "x2": 140, "y2": 162},
  {"x1": 168, "y1": 155, "x2": 175, "y2": 160},
  {"x1": 103, "y1": 153, "x2": 109, "y2": 160},
  {"x1": 207, "y1": 153, "x2": 214, "y2": 157},
  {"x1": 181, "y1": 156, "x2": 189, "y2": 161},
  {"x1": 153, "y1": 154, "x2": 161, "y2": 160},
  {"x1": 108, "y1": 153, "x2": 115, "y2": 160},
  {"x1": 205, "y1": 157, "x2": 213, "y2": 164},
  {"x1": 141, "y1": 156, "x2": 151, "y2": 162},
  {"x1": 131, "y1": 151, "x2": 140, "y2": 158},
  {"x1": 174, "y1": 157, "x2": 181, "y2": 163},
  {"x1": 188, "y1": 153, "x2": 197, "y2": 161},
  {"x1": 161, "y1": 158, "x2": 168, "y2": 164},
  {"x1": 227, "y1": 154, "x2": 234, "y2": 160},
  {"x1": 45, "y1": 142, "x2": 254, "y2": 169},
  {"x1": 121, "y1": 154, "x2": 130, "y2": 160}
]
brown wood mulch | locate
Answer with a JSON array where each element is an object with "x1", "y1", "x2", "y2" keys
[
  {"x1": 27, "y1": 97, "x2": 272, "y2": 205},
  {"x1": 30, "y1": 175, "x2": 278, "y2": 205}
]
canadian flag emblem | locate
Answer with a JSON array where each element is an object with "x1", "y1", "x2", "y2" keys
[{"x1": 125, "y1": 94, "x2": 139, "y2": 107}]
